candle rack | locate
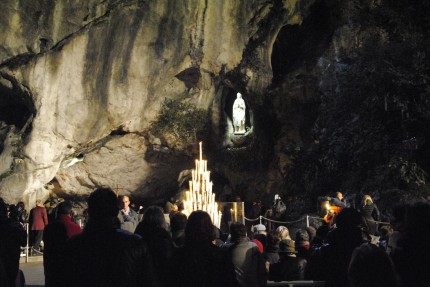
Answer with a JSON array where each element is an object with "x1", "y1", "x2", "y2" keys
[{"x1": 183, "y1": 142, "x2": 222, "y2": 228}]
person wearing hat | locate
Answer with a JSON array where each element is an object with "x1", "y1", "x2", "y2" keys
[
  {"x1": 269, "y1": 239, "x2": 307, "y2": 282},
  {"x1": 253, "y1": 224, "x2": 267, "y2": 235},
  {"x1": 253, "y1": 224, "x2": 267, "y2": 251}
]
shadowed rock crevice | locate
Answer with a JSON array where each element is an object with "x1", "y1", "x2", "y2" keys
[
  {"x1": 175, "y1": 67, "x2": 201, "y2": 89},
  {"x1": 0, "y1": 75, "x2": 35, "y2": 131}
]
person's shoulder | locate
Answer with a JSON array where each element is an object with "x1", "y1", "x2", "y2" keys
[
  {"x1": 45, "y1": 221, "x2": 65, "y2": 230},
  {"x1": 129, "y1": 208, "x2": 138, "y2": 216},
  {"x1": 115, "y1": 228, "x2": 143, "y2": 242}
]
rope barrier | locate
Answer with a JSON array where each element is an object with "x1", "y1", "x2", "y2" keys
[
  {"x1": 244, "y1": 216, "x2": 261, "y2": 222},
  {"x1": 308, "y1": 216, "x2": 324, "y2": 220},
  {"x1": 244, "y1": 215, "x2": 391, "y2": 226},
  {"x1": 261, "y1": 216, "x2": 305, "y2": 224},
  {"x1": 245, "y1": 215, "x2": 307, "y2": 225},
  {"x1": 366, "y1": 219, "x2": 391, "y2": 225}
]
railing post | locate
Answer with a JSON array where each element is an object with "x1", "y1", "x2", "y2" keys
[{"x1": 26, "y1": 223, "x2": 29, "y2": 263}]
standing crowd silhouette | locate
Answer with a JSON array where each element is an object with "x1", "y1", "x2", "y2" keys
[{"x1": 1, "y1": 189, "x2": 430, "y2": 287}]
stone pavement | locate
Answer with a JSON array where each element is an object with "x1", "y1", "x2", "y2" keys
[{"x1": 20, "y1": 261, "x2": 44, "y2": 287}]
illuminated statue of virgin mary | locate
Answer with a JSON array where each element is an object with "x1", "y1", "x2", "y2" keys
[{"x1": 233, "y1": 93, "x2": 246, "y2": 134}]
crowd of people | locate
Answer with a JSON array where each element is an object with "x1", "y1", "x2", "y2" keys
[{"x1": 0, "y1": 190, "x2": 429, "y2": 287}]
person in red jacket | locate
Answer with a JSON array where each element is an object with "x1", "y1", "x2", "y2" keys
[
  {"x1": 55, "y1": 201, "x2": 82, "y2": 238},
  {"x1": 29, "y1": 199, "x2": 48, "y2": 254}
]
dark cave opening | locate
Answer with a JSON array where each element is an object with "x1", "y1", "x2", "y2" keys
[
  {"x1": 0, "y1": 79, "x2": 34, "y2": 131},
  {"x1": 271, "y1": 0, "x2": 336, "y2": 84}
]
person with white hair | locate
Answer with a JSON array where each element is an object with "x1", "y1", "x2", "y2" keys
[{"x1": 29, "y1": 199, "x2": 48, "y2": 254}]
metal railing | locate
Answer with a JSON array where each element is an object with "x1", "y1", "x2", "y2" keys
[
  {"x1": 267, "y1": 281, "x2": 325, "y2": 286},
  {"x1": 244, "y1": 215, "x2": 390, "y2": 228},
  {"x1": 20, "y1": 223, "x2": 30, "y2": 263}
]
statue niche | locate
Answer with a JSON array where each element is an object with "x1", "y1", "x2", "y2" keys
[{"x1": 232, "y1": 93, "x2": 246, "y2": 134}]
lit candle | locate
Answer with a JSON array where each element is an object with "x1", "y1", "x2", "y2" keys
[{"x1": 199, "y1": 142, "x2": 203, "y2": 161}]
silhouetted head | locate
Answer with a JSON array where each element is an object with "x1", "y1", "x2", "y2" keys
[
  {"x1": 348, "y1": 243, "x2": 399, "y2": 287},
  {"x1": 17, "y1": 201, "x2": 25, "y2": 210},
  {"x1": 362, "y1": 195, "x2": 373, "y2": 206},
  {"x1": 276, "y1": 225, "x2": 291, "y2": 240},
  {"x1": 143, "y1": 206, "x2": 165, "y2": 230},
  {"x1": 135, "y1": 205, "x2": 166, "y2": 238},
  {"x1": 170, "y1": 212, "x2": 187, "y2": 233},
  {"x1": 296, "y1": 229, "x2": 310, "y2": 243},
  {"x1": 88, "y1": 188, "x2": 118, "y2": 220},
  {"x1": 57, "y1": 200, "x2": 73, "y2": 215},
  {"x1": 230, "y1": 222, "x2": 247, "y2": 243},
  {"x1": 185, "y1": 210, "x2": 215, "y2": 245}
]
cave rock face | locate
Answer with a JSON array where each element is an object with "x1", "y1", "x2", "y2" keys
[{"x1": 0, "y1": 0, "x2": 311, "y2": 205}]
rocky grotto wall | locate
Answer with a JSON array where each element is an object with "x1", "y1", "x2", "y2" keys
[
  {"x1": 0, "y1": 0, "x2": 429, "y2": 214},
  {"x1": 0, "y1": 0, "x2": 314, "y2": 207}
]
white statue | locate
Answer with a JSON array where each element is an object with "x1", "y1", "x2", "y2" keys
[{"x1": 233, "y1": 93, "x2": 246, "y2": 134}]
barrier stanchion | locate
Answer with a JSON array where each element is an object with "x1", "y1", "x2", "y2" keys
[{"x1": 25, "y1": 223, "x2": 29, "y2": 263}]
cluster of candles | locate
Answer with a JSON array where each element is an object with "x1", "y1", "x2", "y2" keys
[{"x1": 183, "y1": 142, "x2": 222, "y2": 228}]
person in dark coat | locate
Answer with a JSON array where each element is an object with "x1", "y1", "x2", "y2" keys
[
  {"x1": 228, "y1": 222, "x2": 267, "y2": 287},
  {"x1": 166, "y1": 210, "x2": 238, "y2": 287},
  {"x1": 348, "y1": 243, "x2": 399, "y2": 287},
  {"x1": 62, "y1": 188, "x2": 159, "y2": 287},
  {"x1": 265, "y1": 233, "x2": 280, "y2": 265},
  {"x1": 0, "y1": 198, "x2": 27, "y2": 287},
  {"x1": 170, "y1": 212, "x2": 187, "y2": 248},
  {"x1": 29, "y1": 199, "x2": 48, "y2": 254},
  {"x1": 8, "y1": 202, "x2": 27, "y2": 225},
  {"x1": 295, "y1": 229, "x2": 310, "y2": 260},
  {"x1": 135, "y1": 205, "x2": 173, "y2": 287},
  {"x1": 315, "y1": 208, "x2": 369, "y2": 287},
  {"x1": 43, "y1": 201, "x2": 82, "y2": 287},
  {"x1": 358, "y1": 195, "x2": 380, "y2": 236},
  {"x1": 391, "y1": 203, "x2": 430, "y2": 287},
  {"x1": 0, "y1": 258, "x2": 7, "y2": 287},
  {"x1": 269, "y1": 239, "x2": 307, "y2": 282}
]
